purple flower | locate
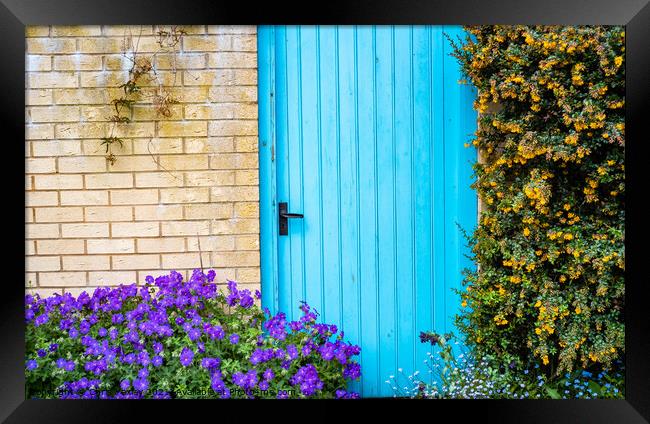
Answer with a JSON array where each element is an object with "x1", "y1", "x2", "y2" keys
[
  {"x1": 259, "y1": 380, "x2": 269, "y2": 391},
  {"x1": 290, "y1": 364, "x2": 324, "y2": 396},
  {"x1": 263, "y1": 368, "x2": 274, "y2": 381},
  {"x1": 187, "y1": 327, "x2": 201, "y2": 341},
  {"x1": 343, "y1": 362, "x2": 361, "y2": 379},
  {"x1": 152, "y1": 356, "x2": 163, "y2": 367},
  {"x1": 120, "y1": 379, "x2": 130, "y2": 391},
  {"x1": 287, "y1": 344, "x2": 299, "y2": 360},
  {"x1": 229, "y1": 333, "x2": 239, "y2": 345},
  {"x1": 335, "y1": 389, "x2": 347, "y2": 399},
  {"x1": 179, "y1": 347, "x2": 194, "y2": 367},
  {"x1": 153, "y1": 342, "x2": 163, "y2": 354},
  {"x1": 138, "y1": 368, "x2": 149, "y2": 379},
  {"x1": 48, "y1": 343, "x2": 58, "y2": 352},
  {"x1": 277, "y1": 390, "x2": 290, "y2": 399},
  {"x1": 201, "y1": 357, "x2": 220, "y2": 370},
  {"x1": 98, "y1": 327, "x2": 108, "y2": 337},
  {"x1": 133, "y1": 378, "x2": 149, "y2": 392},
  {"x1": 68, "y1": 328, "x2": 79, "y2": 339},
  {"x1": 37, "y1": 349, "x2": 47, "y2": 358},
  {"x1": 63, "y1": 360, "x2": 76, "y2": 372},
  {"x1": 26, "y1": 359, "x2": 38, "y2": 371}
]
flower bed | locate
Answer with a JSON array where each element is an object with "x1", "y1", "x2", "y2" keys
[{"x1": 25, "y1": 269, "x2": 361, "y2": 399}]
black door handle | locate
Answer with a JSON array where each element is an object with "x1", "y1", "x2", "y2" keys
[{"x1": 279, "y1": 202, "x2": 303, "y2": 235}]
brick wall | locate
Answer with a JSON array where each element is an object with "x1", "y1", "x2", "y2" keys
[{"x1": 25, "y1": 25, "x2": 260, "y2": 297}]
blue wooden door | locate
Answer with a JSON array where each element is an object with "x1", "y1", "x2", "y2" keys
[{"x1": 258, "y1": 25, "x2": 477, "y2": 397}]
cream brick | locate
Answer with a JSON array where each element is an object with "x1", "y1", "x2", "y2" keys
[
  {"x1": 103, "y1": 54, "x2": 133, "y2": 71},
  {"x1": 61, "y1": 223, "x2": 109, "y2": 238},
  {"x1": 25, "y1": 207, "x2": 34, "y2": 223},
  {"x1": 85, "y1": 206, "x2": 133, "y2": 221},
  {"x1": 236, "y1": 267, "x2": 261, "y2": 283},
  {"x1": 28, "y1": 72, "x2": 78, "y2": 89},
  {"x1": 235, "y1": 235, "x2": 259, "y2": 250},
  {"x1": 55, "y1": 122, "x2": 108, "y2": 139},
  {"x1": 82, "y1": 139, "x2": 134, "y2": 156},
  {"x1": 209, "y1": 153, "x2": 258, "y2": 170},
  {"x1": 87, "y1": 239, "x2": 135, "y2": 254},
  {"x1": 110, "y1": 189, "x2": 159, "y2": 205},
  {"x1": 80, "y1": 105, "x2": 114, "y2": 122},
  {"x1": 135, "y1": 172, "x2": 183, "y2": 188},
  {"x1": 37, "y1": 239, "x2": 85, "y2": 255},
  {"x1": 54, "y1": 88, "x2": 107, "y2": 105},
  {"x1": 182, "y1": 69, "x2": 256, "y2": 86},
  {"x1": 27, "y1": 38, "x2": 76, "y2": 54},
  {"x1": 210, "y1": 186, "x2": 259, "y2": 202},
  {"x1": 184, "y1": 137, "x2": 234, "y2": 154},
  {"x1": 157, "y1": 121, "x2": 207, "y2": 138},
  {"x1": 209, "y1": 120, "x2": 258, "y2": 137},
  {"x1": 184, "y1": 169, "x2": 235, "y2": 187},
  {"x1": 26, "y1": 256, "x2": 61, "y2": 272},
  {"x1": 60, "y1": 190, "x2": 109, "y2": 206},
  {"x1": 26, "y1": 176, "x2": 33, "y2": 190},
  {"x1": 167, "y1": 86, "x2": 210, "y2": 103},
  {"x1": 85, "y1": 173, "x2": 133, "y2": 189},
  {"x1": 132, "y1": 138, "x2": 183, "y2": 155},
  {"x1": 184, "y1": 203, "x2": 232, "y2": 220},
  {"x1": 35, "y1": 207, "x2": 83, "y2": 223},
  {"x1": 211, "y1": 218, "x2": 259, "y2": 235},
  {"x1": 78, "y1": 38, "x2": 124, "y2": 53},
  {"x1": 134, "y1": 204, "x2": 183, "y2": 221},
  {"x1": 207, "y1": 26, "x2": 256, "y2": 35},
  {"x1": 106, "y1": 156, "x2": 159, "y2": 172},
  {"x1": 112, "y1": 222, "x2": 160, "y2": 237},
  {"x1": 39, "y1": 272, "x2": 87, "y2": 287},
  {"x1": 26, "y1": 89, "x2": 53, "y2": 106},
  {"x1": 63, "y1": 255, "x2": 110, "y2": 270},
  {"x1": 157, "y1": 154, "x2": 209, "y2": 171},
  {"x1": 32, "y1": 140, "x2": 82, "y2": 157},
  {"x1": 162, "y1": 253, "x2": 210, "y2": 269},
  {"x1": 26, "y1": 158, "x2": 56, "y2": 174},
  {"x1": 183, "y1": 35, "x2": 228, "y2": 52},
  {"x1": 161, "y1": 220, "x2": 210, "y2": 236},
  {"x1": 88, "y1": 271, "x2": 137, "y2": 286},
  {"x1": 26, "y1": 124, "x2": 54, "y2": 140},
  {"x1": 59, "y1": 156, "x2": 107, "y2": 173},
  {"x1": 26, "y1": 240, "x2": 36, "y2": 255},
  {"x1": 235, "y1": 170, "x2": 258, "y2": 185},
  {"x1": 51, "y1": 26, "x2": 102, "y2": 37},
  {"x1": 28, "y1": 106, "x2": 80, "y2": 123},
  {"x1": 26, "y1": 191, "x2": 58, "y2": 207},
  {"x1": 54, "y1": 55, "x2": 103, "y2": 71},
  {"x1": 137, "y1": 237, "x2": 185, "y2": 253},
  {"x1": 232, "y1": 35, "x2": 257, "y2": 52},
  {"x1": 156, "y1": 53, "x2": 206, "y2": 70},
  {"x1": 26, "y1": 26, "x2": 50, "y2": 37},
  {"x1": 234, "y1": 202, "x2": 259, "y2": 218},
  {"x1": 213, "y1": 251, "x2": 259, "y2": 267},
  {"x1": 187, "y1": 235, "x2": 235, "y2": 252},
  {"x1": 208, "y1": 86, "x2": 257, "y2": 102},
  {"x1": 103, "y1": 25, "x2": 154, "y2": 36},
  {"x1": 185, "y1": 103, "x2": 257, "y2": 121},
  {"x1": 112, "y1": 254, "x2": 160, "y2": 270},
  {"x1": 25, "y1": 272, "x2": 38, "y2": 287},
  {"x1": 160, "y1": 188, "x2": 209, "y2": 204},
  {"x1": 26, "y1": 223, "x2": 60, "y2": 239},
  {"x1": 207, "y1": 52, "x2": 257, "y2": 68},
  {"x1": 34, "y1": 174, "x2": 83, "y2": 190},
  {"x1": 26, "y1": 56, "x2": 52, "y2": 72},
  {"x1": 28, "y1": 287, "x2": 63, "y2": 297}
]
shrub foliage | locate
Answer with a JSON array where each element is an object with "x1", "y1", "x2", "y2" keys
[{"x1": 450, "y1": 25, "x2": 625, "y2": 375}]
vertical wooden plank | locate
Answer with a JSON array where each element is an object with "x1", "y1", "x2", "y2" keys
[
  {"x1": 412, "y1": 25, "x2": 434, "y2": 386},
  {"x1": 338, "y1": 25, "x2": 361, "y2": 394},
  {"x1": 285, "y1": 26, "x2": 306, "y2": 320},
  {"x1": 375, "y1": 25, "x2": 397, "y2": 397},
  {"x1": 299, "y1": 26, "x2": 324, "y2": 319},
  {"x1": 393, "y1": 26, "x2": 415, "y2": 381},
  {"x1": 432, "y1": 26, "x2": 447, "y2": 335},
  {"x1": 356, "y1": 25, "x2": 380, "y2": 397},
  {"x1": 274, "y1": 26, "x2": 292, "y2": 316},
  {"x1": 257, "y1": 26, "x2": 280, "y2": 315},
  {"x1": 318, "y1": 26, "x2": 342, "y2": 326}
]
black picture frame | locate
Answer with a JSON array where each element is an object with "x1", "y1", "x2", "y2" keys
[{"x1": 3, "y1": 0, "x2": 649, "y2": 422}]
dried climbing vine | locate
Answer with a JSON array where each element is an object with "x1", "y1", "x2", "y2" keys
[{"x1": 103, "y1": 25, "x2": 186, "y2": 165}]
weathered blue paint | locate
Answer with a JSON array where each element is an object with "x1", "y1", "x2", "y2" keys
[{"x1": 258, "y1": 25, "x2": 477, "y2": 397}]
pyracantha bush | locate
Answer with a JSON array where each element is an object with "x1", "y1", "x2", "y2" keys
[
  {"x1": 25, "y1": 269, "x2": 361, "y2": 399},
  {"x1": 449, "y1": 25, "x2": 625, "y2": 376}
]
